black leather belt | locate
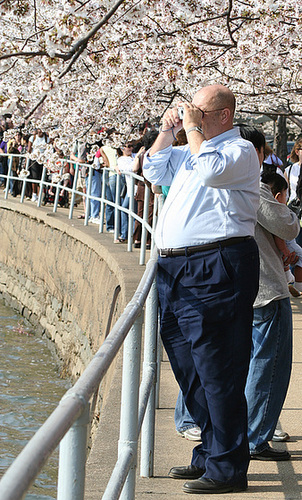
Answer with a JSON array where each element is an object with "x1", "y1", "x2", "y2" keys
[{"x1": 159, "y1": 236, "x2": 252, "y2": 257}]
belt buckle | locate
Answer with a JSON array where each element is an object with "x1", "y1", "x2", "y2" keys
[{"x1": 160, "y1": 248, "x2": 172, "y2": 257}]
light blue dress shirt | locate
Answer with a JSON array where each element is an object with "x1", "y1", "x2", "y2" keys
[{"x1": 143, "y1": 127, "x2": 260, "y2": 249}]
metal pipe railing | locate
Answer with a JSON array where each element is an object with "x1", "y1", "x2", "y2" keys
[
  {"x1": 119, "y1": 313, "x2": 143, "y2": 500},
  {"x1": 57, "y1": 403, "x2": 90, "y2": 500},
  {"x1": 140, "y1": 278, "x2": 158, "y2": 477},
  {"x1": 0, "y1": 153, "x2": 154, "y2": 265},
  {"x1": 0, "y1": 243, "x2": 159, "y2": 500}
]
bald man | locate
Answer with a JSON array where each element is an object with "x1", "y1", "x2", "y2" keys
[{"x1": 143, "y1": 85, "x2": 260, "y2": 494}]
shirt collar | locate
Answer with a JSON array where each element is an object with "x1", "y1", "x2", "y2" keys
[{"x1": 205, "y1": 127, "x2": 240, "y2": 148}]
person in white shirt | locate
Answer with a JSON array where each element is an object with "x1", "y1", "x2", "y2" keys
[
  {"x1": 102, "y1": 144, "x2": 118, "y2": 231},
  {"x1": 115, "y1": 143, "x2": 143, "y2": 242},
  {"x1": 28, "y1": 128, "x2": 49, "y2": 202},
  {"x1": 285, "y1": 139, "x2": 302, "y2": 246},
  {"x1": 143, "y1": 84, "x2": 260, "y2": 495}
]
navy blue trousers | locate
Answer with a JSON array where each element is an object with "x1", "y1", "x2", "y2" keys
[{"x1": 157, "y1": 238, "x2": 259, "y2": 484}]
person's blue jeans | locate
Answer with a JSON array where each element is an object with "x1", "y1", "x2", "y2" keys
[
  {"x1": 0, "y1": 159, "x2": 7, "y2": 185},
  {"x1": 175, "y1": 389, "x2": 197, "y2": 432},
  {"x1": 105, "y1": 174, "x2": 116, "y2": 231},
  {"x1": 245, "y1": 298, "x2": 292, "y2": 454},
  {"x1": 120, "y1": 193, "x2": 129, "y2": 240},
  {"x1": 120, "y1": 193, "x2": 137, "y2": 240},
  {"x1": 86, "y1": 170, "x2": 102, "y2": 219}
]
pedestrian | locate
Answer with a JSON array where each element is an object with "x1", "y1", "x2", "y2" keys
[
  {"x1": 28, "y1": 128, "x2": 49, "y2": 202},
  {"x1": 239, "y1": 125, "x2": 299, "y2": 461},
  {"x1": 143, "y1": 84, "x2": 260, "y2": 495}
]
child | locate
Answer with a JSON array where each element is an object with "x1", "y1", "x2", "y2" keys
[{"x1": 261, "y1": 171, "x2": 302, "y2": 296}]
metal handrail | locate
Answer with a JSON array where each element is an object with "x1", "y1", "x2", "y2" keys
[
  {"x1": 0, "y1": 245, "x2": 159, "y2": 500},
  {"x1": 0, "y1": 153, "x2": 155, "y2": 265}
]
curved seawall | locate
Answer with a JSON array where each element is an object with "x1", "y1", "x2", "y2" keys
[{"x1": 0, "y1": 198, "x2": 145, "y2": 402}]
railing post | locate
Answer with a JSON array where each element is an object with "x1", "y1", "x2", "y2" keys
[
  {"x1": 155, "y1": 317, "x2": 162, "y2": 409},
  {"x1": 127, "y1": 176, "x2": 135, "y2": 251},
  {"x1": 119, "y1": 313, "x2": 143, "y2": 500},
  {"x1": 139, "y1": 185, "x2": 150, "y2": 266},
  {"x1": 37, "y1": 166, "x2": 47, "y2": 207},
  {"x1": 85, "y1": 165, "x2": 92, "y2": 226},
  {"x1": 114, "y1": 173, "x2": 121, "y2": 240},
  {"x1": 53, "y1": 176, "x2": 62, "y2": 213},
  {"x1": 140, "y1": 278, "x2": 158, "y2": 477},
  {"x1": 69, "y1": 162, "x2": 79, "y2": 219},
  {"x1": 99, "y1": 168, "x2": 106, "y2": 234},
  {"x1": 57, "y1": 402, "x2": 90, "y2": 500},
  {"x1": 20, "y1": 157, "x2": 30, "y2": 203},
  {"x1": 4, "y1": 155, "x2": 13, "y2": 199}
]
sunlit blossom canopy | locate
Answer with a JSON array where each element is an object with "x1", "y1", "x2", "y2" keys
[{"x1": 0, "y1": 0, "x2": 301, "y2": 148}]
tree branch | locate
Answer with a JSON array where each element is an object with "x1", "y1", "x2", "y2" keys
[
  {"x1": 58, "y1": 0, "x2": 126, "y2": 79},
  {"x1": 24, "y1": 94, "x2": 47, "y2": 120},
  {"x1": 13, "y1": 0, "x2": 127, "y2": 120}
]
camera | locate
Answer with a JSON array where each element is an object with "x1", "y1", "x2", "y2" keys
[{"x1": 177, "y1": 107, "x2": 184, "y2": 120}]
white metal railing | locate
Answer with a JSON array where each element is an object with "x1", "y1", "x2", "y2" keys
[
  {"x1": 0, "y1": 151, "x2": 164, "y2": 499},
  {"x1": 0, "y1": 153, "x2": 157, "y2": 265},
  {"x1": 0, "y1": 248, "x2": 160, "y2": 500}
]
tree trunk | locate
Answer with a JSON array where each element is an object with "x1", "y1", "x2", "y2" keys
[{"x1": 274, "y1": 115, "x2": 288, "y2": 168}]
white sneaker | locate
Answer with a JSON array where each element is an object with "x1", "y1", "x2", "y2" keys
[
  {"x1": 90, "y1": 217, "x2": 101, "y2": 224},
  {"x1": 31, "y1": 193, "x2": 38, "y2": 202},
  {"x1": 177, "y1": 427, "x2": 202, "y2": 441},
  {"x1": 272, "y1": 429, "x2": 290, "y2": 442}
]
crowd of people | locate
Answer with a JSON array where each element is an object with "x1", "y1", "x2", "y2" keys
[
  {"x1": 0, "y1": 116, "x2": 160, "y2": 247},
  {"x1": 1, "y1": 88, "x2": 302, "y2": 495}
]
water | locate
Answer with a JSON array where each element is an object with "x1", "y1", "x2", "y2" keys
[{"x1": 0, "y1": 299, "x2": 70, "y2": 499}]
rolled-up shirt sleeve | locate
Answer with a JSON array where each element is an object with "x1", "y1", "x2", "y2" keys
[{"x1": 143, "y1": 145, "x2": 185, "y2": 186}]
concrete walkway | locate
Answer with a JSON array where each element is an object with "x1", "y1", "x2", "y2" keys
[
  {"x1": 1, "y1": 193, "x2": 301, "y2": 499},
  {"x1": 133, "y1": 296, "x2": 302, "y2": 499},
  {"x1": 134, "y1": 298, "x2": 302, "y2": 499},
  {"x1": 86, "y1": 290, "x2": 302, "y2": 499}
]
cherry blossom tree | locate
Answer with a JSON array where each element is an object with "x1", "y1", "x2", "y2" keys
[{"x1": 0, "y1": 0, "x2": 301, "y2": 150}]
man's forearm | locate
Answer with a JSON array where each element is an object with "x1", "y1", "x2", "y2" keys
[
  {"x1": 186, "y1": 129, "x2": 205, "y2": 154},
  {"x1": 149, "y1": 128, "x2": 176, "y2": 156}
]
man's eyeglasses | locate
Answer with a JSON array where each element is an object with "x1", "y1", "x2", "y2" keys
[
  {"x1": 198, "y1": 108, "x2": 226, "y2": 119},
  {"x1": 124, "y1": 144, "x2": 133, "y2": 148}
]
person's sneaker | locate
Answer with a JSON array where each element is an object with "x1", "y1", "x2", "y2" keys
[
  {"x1": 272, "y1": 429, "x2": 290, "y2": 442},
  {"x1": 107, "y1": 228, "x2": 114, "y2": 233},
  {"x1": 90, "y1": 217, "x2": 101, "y2": 224},
  {"x1": 31, "y1": 193, "x2": 38, "y2": 202},
  {"x1": 177, "y1": 427, "x2": 202, "y2": 441}
]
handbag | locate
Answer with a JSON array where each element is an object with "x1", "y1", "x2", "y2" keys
[
  {"x1": 287, "y1": 163, "x2": 302, "y2": 219},
  {"x1": 287, "y1": 197, "x2": 302, "y2": 219}
]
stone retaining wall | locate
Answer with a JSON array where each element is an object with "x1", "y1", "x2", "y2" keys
[{"x1": 0, "y1": 200, "x2": 144, "y2": 409}]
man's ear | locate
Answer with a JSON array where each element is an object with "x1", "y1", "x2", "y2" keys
[{"x1": 221, "y1": 108, "x2": 231, "y2": 125}]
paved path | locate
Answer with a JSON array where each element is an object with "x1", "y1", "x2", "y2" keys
[
  {"x1": 134, "y1": 297, "x2": 302, "y2": 499},
  {"x1": 86, "y1": 292, "x2": 302, "y2": 499}
]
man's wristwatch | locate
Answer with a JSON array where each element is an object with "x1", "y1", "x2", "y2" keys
[{"x1": 186, "y1": 126, "x2": 203, "y2": 135}]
